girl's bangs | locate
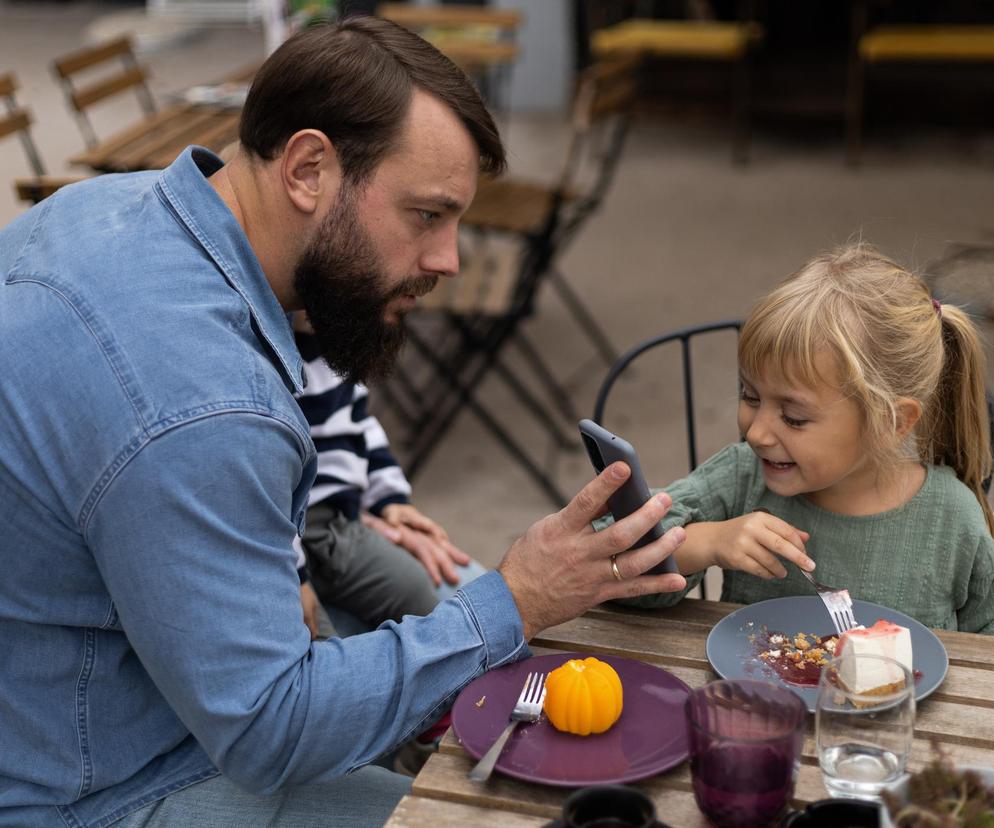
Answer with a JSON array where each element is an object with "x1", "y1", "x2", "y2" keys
[{"x1": 739, "y1": 296, "x2": 833, "y2": 390}]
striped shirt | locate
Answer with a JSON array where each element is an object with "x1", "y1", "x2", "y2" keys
[{"x1": 294, "y1": 331, "x2": 411, "y2": 521}]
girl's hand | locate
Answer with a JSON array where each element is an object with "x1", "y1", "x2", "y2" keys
[{"x1": 710, "y1": 511, "x2": 814, "y2": 580}]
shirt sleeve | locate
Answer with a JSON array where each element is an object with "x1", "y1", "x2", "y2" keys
[
  {"x1": 957, "y1": 533, "x2": 994, "y2": 635},
  {"x1": 353, "y1": 387, "x2": 411, "y2": 514},
  {"x1": 84, "y1": 411, "x2": 527, "y2": 792}
]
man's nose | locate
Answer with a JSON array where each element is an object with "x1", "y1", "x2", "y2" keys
[{"x1": 420, "y1": 225, "x2": 459, "y2": 278}]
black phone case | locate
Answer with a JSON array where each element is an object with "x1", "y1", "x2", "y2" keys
[{"x1": 578, "y1": 419, "x2": 678, "y2": 574}]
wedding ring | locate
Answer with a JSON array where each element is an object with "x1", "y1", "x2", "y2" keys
[{"x1": 610, "y1": 554, "x2": 624, "y2": 581}]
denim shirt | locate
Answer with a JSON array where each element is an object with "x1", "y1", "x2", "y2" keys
[{"x1": 0, "y1": 148, "x2": 528, "y2": 828}]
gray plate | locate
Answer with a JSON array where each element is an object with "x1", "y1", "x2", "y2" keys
[{"x1": 705, "y1": 596, "x2": 949, "y2": 712}]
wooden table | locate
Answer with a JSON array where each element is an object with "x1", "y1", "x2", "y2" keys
[
  {"x1": 385, "y1": 598, "x2": 994, "y2": 827},
  {"x1": 68, "y1": 64, "x2": 257, "y2": 174}
]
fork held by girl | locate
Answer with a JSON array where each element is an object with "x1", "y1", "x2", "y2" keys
[{"x1": 623, "y1": 243, "x2": 994, "y2": 633}]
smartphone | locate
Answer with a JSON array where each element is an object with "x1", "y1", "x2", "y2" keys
[{"x1": 578, "y1": 419, "x2": 678, "y2": 575}]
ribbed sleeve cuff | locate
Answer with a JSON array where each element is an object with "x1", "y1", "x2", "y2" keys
[{"x1": 368, "y1": 494, "x2": 410, "y2": 517}]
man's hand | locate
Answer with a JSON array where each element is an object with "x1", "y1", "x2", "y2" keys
[
  {"x1": 706, "y1": 511, "x2": 814, "y2": 580},
  {"x1": 299, "y1": 581, "x2": 321, "y2": 640},
  {"x1": 498, "y1": 462, "x2": 687, "y2": 640},
  {"x1": 362, "y1": 504, "x2": 471, "y2": 587}
]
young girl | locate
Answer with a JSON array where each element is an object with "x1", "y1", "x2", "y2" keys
[{"x1": 634, "y1": 244, "x2": 994, "y2": 633}]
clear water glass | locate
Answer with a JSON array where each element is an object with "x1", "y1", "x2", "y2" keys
[
  {"x1": 816, "y1": 652, "x2": 915, "y2": 800},
  {"x1": 686, "y1": 679, "x2": 807, "y2": 828}
]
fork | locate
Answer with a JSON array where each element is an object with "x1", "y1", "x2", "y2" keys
[
  {"x1": 468, "y1": 671, "x2": 546, "y2": 782},
  {"x1": 797, "y1": 566, "x2": 858, "y2": 637},
  {"x1": 753, "y1": 509, "x2": 858, "y2": 636}
]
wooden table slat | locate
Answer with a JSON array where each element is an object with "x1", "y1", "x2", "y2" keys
[
  {"x1": 68, "y1": 104, "x2": 192, "y2": 169},
  {"x1": 144, "y1": 112, "x2": 240, "y2": 170},
  {"x1": 109, "y1": 108, "x2": 224, "y2": 170},
  {"x1": 384, "y1": 795, "x2": 548, "y2": 827}
]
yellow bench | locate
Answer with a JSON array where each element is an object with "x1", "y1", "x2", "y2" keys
[
  {"x1": 592, "y1": 19, "x2": 762, "y2": 61},
  {"x1": 848, "y1": 24, "x2": 994, "y2": 164},
  {"x1": 591, "y1": 18, "x2": 763, "y2": 163},
  {"x1": 860, "y1": 25, "x2": 994, "y2": 63}
]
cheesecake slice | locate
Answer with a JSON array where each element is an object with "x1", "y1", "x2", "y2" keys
[{"x1": 835, "y1": 619, "x2": 913, "y2": 699}]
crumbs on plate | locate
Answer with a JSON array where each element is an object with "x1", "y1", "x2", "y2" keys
[{"x1": 475, "y1": 695, "x2": 486, "y2": 708}]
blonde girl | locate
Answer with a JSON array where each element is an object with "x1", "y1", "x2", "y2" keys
[{"x1": 635, "y1": 244, "x2": 994, "y2": 633}]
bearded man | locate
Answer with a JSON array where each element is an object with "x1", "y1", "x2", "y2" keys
[{"x1": 0, "y1": 16, "x2": 685, "y2": 828}]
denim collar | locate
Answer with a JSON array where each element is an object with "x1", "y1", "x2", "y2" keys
[{"x1": 156, "y1": 146, "x2": 305, "y2": 393}]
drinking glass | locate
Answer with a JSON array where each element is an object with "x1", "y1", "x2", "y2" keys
[
  {"x1": 816, "y1": 652, "x2": 915, "y2": 800},
  {"x1": 685, "y1": 679, "x2": 807, "y2": 828}
]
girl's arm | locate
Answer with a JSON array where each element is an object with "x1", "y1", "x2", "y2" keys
[{"x1": 675, "y1": 514, "x2": 814, "y2": 580}]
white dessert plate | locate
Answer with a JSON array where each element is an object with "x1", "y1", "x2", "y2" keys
[{"x1": 706, "y1": 596, "x2": 949, "y2": 712}]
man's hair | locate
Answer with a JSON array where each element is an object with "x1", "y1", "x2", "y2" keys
[{"x1": 239, "y1": 15, "x2": 505, "y2": 183}]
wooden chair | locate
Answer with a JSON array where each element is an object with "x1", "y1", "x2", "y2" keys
[
  {"x1": 590, "y1": 9, "x2": 763, "y2": 164},
  {"x1": 377, "y1": 3, "x2": 521, "y2": 110},
  {"x1": 461, "y1": 55, "x2": 640, "y2": 371},
  {"x1": 379, "y1": 57, "x2": 640, "y2": 505},
  {"x1": 52, "y1": 36, "x2": 157, "y2": 150},
  {"x1": 846, "y1": 3, "x2": 994, "y2": 165},
  {"x1": 1, "y1": 72, "x2": 84, "y2": 205}
]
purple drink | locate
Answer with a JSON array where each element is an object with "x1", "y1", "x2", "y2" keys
[
  {"x1": 685, "y1": 680, "x2": 806, "y2": 828},
  {"x1": 691, "y1": 743, "x2": 794, "y2": 827}
]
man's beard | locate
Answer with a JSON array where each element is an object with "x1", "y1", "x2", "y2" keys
[{"x1": 293, "y1": 190, "x2": 437, "y2": 385}]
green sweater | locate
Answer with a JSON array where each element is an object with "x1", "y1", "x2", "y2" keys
[{"x1": 623, "y1": 442, "x2": 994, "y2": 634}]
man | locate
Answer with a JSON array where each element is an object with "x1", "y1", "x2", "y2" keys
[{"x1": 0, "y1": 17, "x2": 685, "y2": 828}]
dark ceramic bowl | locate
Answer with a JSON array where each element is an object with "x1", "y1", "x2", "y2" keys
[{"x1": 780, "y1": 798, "x2": 881, "y2": 828}]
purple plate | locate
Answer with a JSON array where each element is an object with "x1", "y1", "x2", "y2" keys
[{"x1": 451, "y1": 652, "x2": 691, "y2": 787}]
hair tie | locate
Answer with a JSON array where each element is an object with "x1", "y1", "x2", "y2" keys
[{"x1": 932, "y1": 298, "x2": 942, "y2": 319}]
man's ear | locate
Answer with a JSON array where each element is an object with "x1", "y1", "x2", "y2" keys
[
  {"x1": 895, "y1": 397, "x2": 923, "y2": 438},
  {"x1": 280, "y1": 129, "x2": 341, "y2": 215}
]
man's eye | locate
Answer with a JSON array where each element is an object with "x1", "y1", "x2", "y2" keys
[
  {"x1": 782, "y1": 414, "x2": 808, "y2": 428},
  {"x1": 417, "y1": 209, "x2": 439, "y2": 225}
]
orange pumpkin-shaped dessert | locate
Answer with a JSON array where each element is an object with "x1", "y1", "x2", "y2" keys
[{"x1": 543, "y1": 657, "x2": 623, "y2": 736}]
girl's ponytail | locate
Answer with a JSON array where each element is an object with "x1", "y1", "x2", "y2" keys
[{"x1": 920, "y1": 304, "x2": 994, "y2": 534}]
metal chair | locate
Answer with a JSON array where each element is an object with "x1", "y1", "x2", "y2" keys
[{"x1": 593, "y1": 319, "x2": 743, "y2": 599}]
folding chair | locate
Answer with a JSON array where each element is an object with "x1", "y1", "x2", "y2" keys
[
  {"x1": 462, "y1": 54, "x2": 641, "y2": 377},
  {"x1": 52, "y1": 35, "x2": 156, "y2": 150},
  {"x1": 380, "y1": 57, "x2": 640, "y2": 505},
  {"x1": 1, "y1": 72, "x2": 84, "y2": 204},
  {"x1": 593, "y1": 320, "x2": 743, "y2": 598}
]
